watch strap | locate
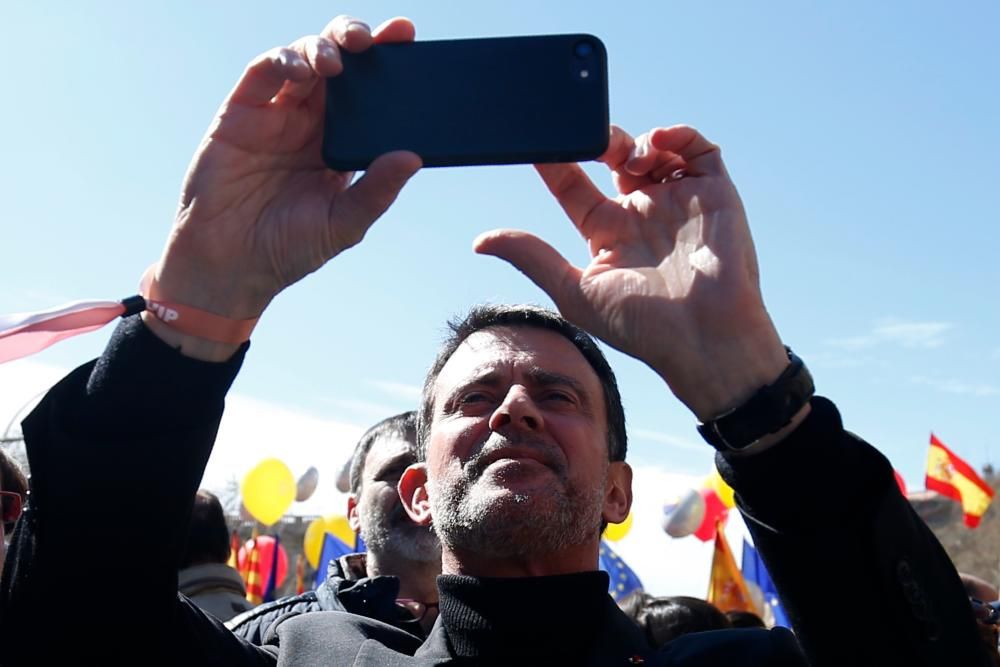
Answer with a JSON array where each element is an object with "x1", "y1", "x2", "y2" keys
[{"x1": 697, "y1": 349, "x2": 814, "y2": 452}]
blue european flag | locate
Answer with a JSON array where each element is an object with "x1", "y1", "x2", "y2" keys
[
  {"x1": 598, "y1": 540, "x2": 643, "y2": 601},
  {"x1": 741, "y1": 540, "x2": 790, "y2": 627}
]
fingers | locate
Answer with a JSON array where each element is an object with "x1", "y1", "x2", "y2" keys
[
  {"x1": 599, "y1": 125, "x2": 671, "y2": 195},
  {"x1": 649, "y1": 125, "x2": 724, "y2": 176},
  {"x1": 329, "y1": 151, "x2": 422, "y2": 247},
  {"x1": 473, "y1": 230, "x2": 584, "y2": 314},
  {"x1": 273, "y1": 35, "x2": 344, "y2": 103},
  {"x1": 229, "y1": 47, "x2": 315, "y2": 107},
  {"x1": 595, "y1": 124, "x2": 725, "y2": 194},
  {"x1": 372, "y1": 16, "x2": 416, "y2": 43},
  {"x1": 598, "y1": 125, "x2": 638, "y2": 172},
  {"x1": 229, "y1": 15, "x2": 416, "y2": 108},
  {"x1": 534, "y1": 162, "x2": 609, "y2": 232},
  {"x1": 319, "y1": 15, "x2": 374, "y2": 53}
]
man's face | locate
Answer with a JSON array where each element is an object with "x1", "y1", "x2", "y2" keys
[
  {"x1": 423, "y1": 325, "x2": 623, "y2": 557},
  {"x1": 351, "y1": 436, "x2": 440, "y2": 562}
]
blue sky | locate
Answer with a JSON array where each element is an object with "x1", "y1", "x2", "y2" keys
[{"x1": 2, "y1": 2, "x2": 998, "y2": 590}]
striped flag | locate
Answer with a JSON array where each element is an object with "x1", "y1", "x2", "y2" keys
[
  {"x1": 707, "y1": 522, "x2": 758, "y2": 614},
  {"x1": 245, "y1": 527, "x2": 264, "y2": 605}
]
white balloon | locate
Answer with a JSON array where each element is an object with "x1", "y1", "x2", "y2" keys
[
  {"x1": 335, "y1": 456, "x2": 352, "y2": 493},
  {"x1": 295, "y1": 466, "x2": 320, "y2": 502},
  {"x1": 661, "y1": 488, "x2": 706, "y2": 538}
]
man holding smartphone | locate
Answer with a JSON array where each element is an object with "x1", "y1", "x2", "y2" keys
[{"x1": 0, "y1": 14, "x2": 990, "y2": 666}]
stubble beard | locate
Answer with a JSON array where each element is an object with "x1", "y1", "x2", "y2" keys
[
  {"x1": 359, "y1": 501, "x2": 442, "y2": 563},
  {"x1": 428, "y1": 437, "x2": 607, "y2": 558}
]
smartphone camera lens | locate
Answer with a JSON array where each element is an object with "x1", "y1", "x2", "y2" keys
[{"x1": 574, "y1": 40, "x2": 594, "y2": 59}]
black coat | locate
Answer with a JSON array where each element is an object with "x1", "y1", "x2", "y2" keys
[
  {"x1": 227, "y1": 553, "x2": 425, "y2": 645},
  {"x1": 265, "y1": 573, "x2": 807, "y2": 666},
  {"x1": 0, "y1": 318, "x2": 990, "y2": 666}
]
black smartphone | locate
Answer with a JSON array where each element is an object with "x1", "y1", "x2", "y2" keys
[{"x1": 322, "y1": 34, "x2": 609, "y2": 170}]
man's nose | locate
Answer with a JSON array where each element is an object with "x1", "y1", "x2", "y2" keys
[{"x1": 489, "y1": 385, "x2": 544, "y2": 432}]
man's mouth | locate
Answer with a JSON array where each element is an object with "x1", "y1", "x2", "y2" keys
[{"x1": 469, "y1": 441, "x2": 564, "y2": 480}]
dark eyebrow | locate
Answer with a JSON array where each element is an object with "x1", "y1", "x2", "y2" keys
[
  {"x1": 440, "y1": 366, "x2": 594, "y2": 411},
  {"x1": 441, "y1": 368, "x2": 505, "y2": 408},
  {"x1": 526, "y1": 368, "x2": 592, "y2": 407}
]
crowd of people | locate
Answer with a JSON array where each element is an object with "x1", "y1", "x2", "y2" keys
[{"x1": 0, "y1": 12, "x2": 998, "y2": 666}]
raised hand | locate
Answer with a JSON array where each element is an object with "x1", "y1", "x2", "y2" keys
[
  {"x1": 475, "y1": 125, "x2": 789, "y2": 419},
  {"x1": 154, "y1": 16, "x2": 422, "y2": 324}
]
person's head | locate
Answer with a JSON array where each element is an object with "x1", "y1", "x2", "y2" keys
[
  {"x1": 416, "y1": 305, "x2": 627, "y2": 463},
  {"x1": 347, "y1": 412, "x2": 440, "y2": 564},
  {"x1": 178, "y1": 490, "x2": 231, "y2": 570},
  {"x1": 636, "y1": 596, "x2": 732, "y2": 648},
  {"x1": 401, "y1": 304, "x2": 632, "y2": 567},
  {"x1": 0, "y1": 449, "x2": 27, "y2": 573}
]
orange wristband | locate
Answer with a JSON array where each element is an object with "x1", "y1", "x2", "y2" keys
[{"x1": 139, "y1": 266, "x2": 258, "y2": 345}]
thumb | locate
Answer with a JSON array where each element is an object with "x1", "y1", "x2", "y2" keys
[
  {"x1": 330, "y1": 150, "x2": 422, "y2": 243},
  {"x1": 474, "y1": 230, "x2": 584, "y2": 314}
]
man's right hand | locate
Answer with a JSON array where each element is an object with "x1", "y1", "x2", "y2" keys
[{"x1": 151, "y1": 15, "x2": 421, "y2": 338}]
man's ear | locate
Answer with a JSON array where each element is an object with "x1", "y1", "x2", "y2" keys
[
  {"x1": 398, "y1": 462, "x2": 433, "y2": 527},
  {"x1": 347, "y1": 494, "x2": 361, "y2": 533},
  {"x1": 602, "y1": 461, "x2": 633, "y2": 526}
]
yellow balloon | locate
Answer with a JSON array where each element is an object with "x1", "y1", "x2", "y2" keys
[
  {"x1": 304, "y1": 515, "x2": 356, "y2": 568},
  {"x1": 327, "y1": 515, "x2": 355, "y2": 545},
  {"x1": 241, "y1": 458, "x2": 296, "y2": 526},
  {"x1": 603, "y1": 511, "x2": 634, "y2": 542},
  {"x1": 706, "y1": 466, "x2": 737, "y2": 509}
]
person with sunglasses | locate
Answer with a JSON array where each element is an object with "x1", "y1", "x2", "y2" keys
[{"x1": 0, "y1": 449, "x2": 27, "y2": 577}]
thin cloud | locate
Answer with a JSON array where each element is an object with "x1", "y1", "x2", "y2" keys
[
  {"x1": 801, "y1": 350, "x2": 870, "y2": 370},
  {"x1": 826, "y1": 319, "x2": 954, "y2": 350},
  {"x1": 366, "y1": 380, "x2": 423, "y2": 402},
  {"x1": 910, "y1": 376, "x2": 1000, "y2": 397},
  {"x1": 629, "y1": 428, "x2": 706, "y2": 453},
  {"x1": 319, "y1": 397, "x2": 408, "y2": 422}
]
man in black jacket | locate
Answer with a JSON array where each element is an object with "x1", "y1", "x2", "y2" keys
[
  {"x1": 0, "y1": 12, "x2": 990, "y2": 666},
  {"x1": 227, "y1": 412, "x2": 441, "y2": 642}
]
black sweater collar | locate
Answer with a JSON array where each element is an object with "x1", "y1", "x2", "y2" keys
[{"x1": 435, "y1": 570, "x2": 625, "y2": 659}]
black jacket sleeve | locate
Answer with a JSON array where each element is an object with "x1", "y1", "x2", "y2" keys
[
  {"x1": 0, "y1": 316, "x2": 275, "y2": 665},
  {"x1": 718, "y1": 396, "x2": 992, "y2": 667}
]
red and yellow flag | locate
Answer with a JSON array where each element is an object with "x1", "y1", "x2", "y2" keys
[
  {"x1": 707, "y1": 522, "x2": 758, "y2": 614},
  {"x1": 245, "y1": 526, "x2": 264, "y2": 605},
  {"x1": 926, "y1": 434, "x2": 994, "y2": 528}
]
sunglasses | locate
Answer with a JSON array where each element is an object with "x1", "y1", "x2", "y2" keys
[{"x1": 0, "y1": 491, "x2": 23, "y2": 526}]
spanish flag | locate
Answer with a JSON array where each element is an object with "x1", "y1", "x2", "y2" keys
[
  {"x1": 707, "y1": 522, "x2": 759, "y2": 614},
  {"x1": 926, "y1": 434, "x2": 994, "y2": 528}
]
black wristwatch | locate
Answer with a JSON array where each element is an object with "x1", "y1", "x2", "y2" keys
[{"x1": 697, "y1": 349, "x2": 814, "y2": 453}]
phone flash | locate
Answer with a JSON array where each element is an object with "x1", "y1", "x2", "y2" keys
[{"x1": 580, "y1": 69, "x2": 590, "y2": 79}]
